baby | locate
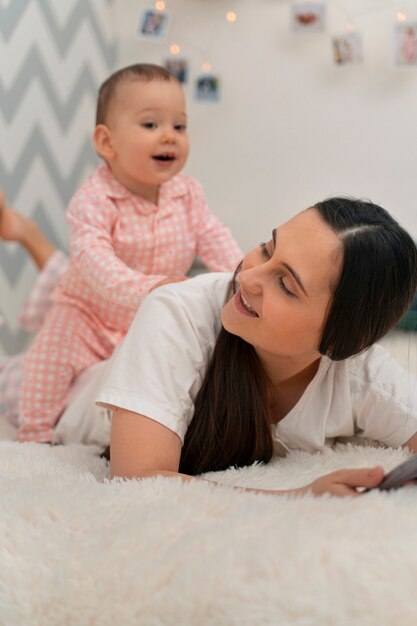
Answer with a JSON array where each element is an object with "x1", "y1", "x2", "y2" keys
[{"x1": 14, "y1": 63, "x2": 242, "y2": 442}]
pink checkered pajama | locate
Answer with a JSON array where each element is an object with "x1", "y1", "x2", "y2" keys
[{"x1": 16, "y1": 163, "x2": 242, "y2": 442}]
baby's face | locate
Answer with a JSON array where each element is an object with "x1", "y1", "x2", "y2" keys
[{"x1": 104, "y1": 78, "x2": 189, "y2": 201}]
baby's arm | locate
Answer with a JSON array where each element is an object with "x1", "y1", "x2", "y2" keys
[
  {"x1": 67, "y1": 192, "x2": 186, "y2": 309},
  {"x1": 188, "y1": 180, "x2": 243, "y2": 272}
]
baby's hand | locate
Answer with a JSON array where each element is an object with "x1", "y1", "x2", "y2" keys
[
  {"x1": 150, "y1": 275, "x2": 190, "y2": 292},
  {"x1": 0, "y1": 190, "x2": 30, "y2": 243}
]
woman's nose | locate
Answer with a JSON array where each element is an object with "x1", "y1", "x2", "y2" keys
[{"x1": 239, "y1": 264, "x2": 263, "y2": 295}]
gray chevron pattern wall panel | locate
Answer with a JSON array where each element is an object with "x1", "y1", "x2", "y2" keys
[{"x1": 0, "y1": 0, "x2": 117, "y2": 354}]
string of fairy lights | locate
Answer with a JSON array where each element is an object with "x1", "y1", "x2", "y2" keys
[
  {"x1": 137, "y1": 1, "x2": 238, "y2": 77},
  {"x1": 135, "y1": 1, "x2": 417, "y2": 99}
]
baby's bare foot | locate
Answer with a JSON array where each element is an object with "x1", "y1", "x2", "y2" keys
[{"x1": 0, "y1": 191, "x2": 32, "y2": 243}]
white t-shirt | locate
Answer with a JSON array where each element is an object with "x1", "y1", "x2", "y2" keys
[{"x1": 94, "y1": 272, "x2": 417, "y2": 454}]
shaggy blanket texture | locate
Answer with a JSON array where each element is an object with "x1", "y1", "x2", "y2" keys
[
  {"x1": 1, "y1": 417, "x2": 417, "y2": 626},
  {"x1": 1, "y1": 331, "x2": 416, "y2": 625}
]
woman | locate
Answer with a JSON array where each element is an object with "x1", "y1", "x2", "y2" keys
[
  {"x1": 94, "y1": 197, "x2": 417, "y2": 496},
  {"x1": 2, "y1": 195, "x2": 417, "y2": 496}
]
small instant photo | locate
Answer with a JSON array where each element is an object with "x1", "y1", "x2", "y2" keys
[
  {"x1": 137, "y1": 7, "x2": 170, "y2": 41},
  {"x1": 194, "y1": 75, "x2": 221, "y2": 102},
  {"x1": 393, "y1": 22, "x2": 417, "y2": 67},
  {"x1": 332, "y1": 32, "x2": 363, "y2": 65},
  {"x1": 291, "y1": 2, "x2": 326, "y2": 32},
  {"x1": 164, "y1": 58, "x2": 189, "y2": 84}
]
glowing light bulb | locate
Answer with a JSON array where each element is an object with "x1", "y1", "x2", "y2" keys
[
  {"x1": 170, "y1": 43, "x2": 181, "y2": 55},
  {"x1": 155, "y1": 1, "x2": 165, "y2": 10},
  {"x1": 226, "y1": 11, "x2": 237, "y2": 23},
  {"x1": 397, "y1": 11, "x2": 407, "y2": 22},
  {"x1": 202, "y1": 63, "x2": 212, "y2": 72}
]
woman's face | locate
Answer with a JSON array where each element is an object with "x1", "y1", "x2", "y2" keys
[{"x1": 221, "y1": 208, "x2": 343, "y2": 365}]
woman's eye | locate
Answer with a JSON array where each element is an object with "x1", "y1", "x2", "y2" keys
[
  {"x1": 259, "y1": 242, "x2": 270, "y2": 259},
  {"x1": 279, "y1": 277, "x2": 296, "y2": 298},
  {"x1": 259, "y1": 241, "x2": 296, "y2": 298}
]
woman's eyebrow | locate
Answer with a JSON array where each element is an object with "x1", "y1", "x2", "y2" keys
[{"x1": 272, "y1": 229, "x2": 308, "y2": 296}]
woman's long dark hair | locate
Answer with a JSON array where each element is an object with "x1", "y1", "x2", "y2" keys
[{"x1": 179, "y1": 197, "x2": 417, "y2": 475}]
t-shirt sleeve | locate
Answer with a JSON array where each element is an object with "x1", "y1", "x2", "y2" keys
[
  {"x1": 95, "y1": 274, "x2": 229, "y2": 442},
  {"x1": 351, "y1": 344, "x2": 417, "y2": 447}
]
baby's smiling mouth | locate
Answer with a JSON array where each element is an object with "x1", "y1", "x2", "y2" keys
[{"x1": 153, "y1": 153, "x2": 176, "y2": 162}]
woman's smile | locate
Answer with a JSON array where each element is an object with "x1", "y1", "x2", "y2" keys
[{"x1": 233, "y1": 291, "x2": 259, "y2": 317}]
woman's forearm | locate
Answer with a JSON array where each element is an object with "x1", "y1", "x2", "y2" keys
[
  {"x1": 110, "y1": 467, "x2": 300, "y2": 496},
  {"x1": 109, "y1": 466, "x2": 384, "y2": 498}
]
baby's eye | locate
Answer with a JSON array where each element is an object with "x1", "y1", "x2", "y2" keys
[
  {"x1": 142, "y1": 122, "x2": 157, "y2": 129},
  {"x1": 174, "y1": 124, "x2": 187, "y2": 132}
]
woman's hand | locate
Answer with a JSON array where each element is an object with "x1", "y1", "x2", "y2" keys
[{"x1": 297, "y1": 466, "x2": 385, "y2": 497}]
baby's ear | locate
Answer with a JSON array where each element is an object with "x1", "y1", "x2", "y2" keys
[{"x1": 93, "y1": 124, "x2": 115, "y2": 160}]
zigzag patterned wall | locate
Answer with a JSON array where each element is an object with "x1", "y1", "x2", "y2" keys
[{"x1": 0, "y1": 0, "x2": 117, "y2": 354}]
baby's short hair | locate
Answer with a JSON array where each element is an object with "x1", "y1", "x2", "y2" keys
[{"x1": 96, "y1": 63, "x2": 177, "y2": 125}]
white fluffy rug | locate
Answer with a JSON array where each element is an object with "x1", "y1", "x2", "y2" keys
[
  {"x1": 1, "y1": 428, "x2": 417, "y2": 626},
  {"x1": 1, "y1": 331, "x2": 417, "y2": 626}
]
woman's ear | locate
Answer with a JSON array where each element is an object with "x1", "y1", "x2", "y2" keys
[{"x1": 93, "y1": 124, "x2": 115, "y2": 160}]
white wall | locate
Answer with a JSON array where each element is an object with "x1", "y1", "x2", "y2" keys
[{"x1": 111, "y1": 0, "x2": 417, "y2": 252}]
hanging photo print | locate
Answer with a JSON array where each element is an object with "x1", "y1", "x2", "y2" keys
[
  {"x1": 137, "y1": 7, "x2": 170, "y2": 41},
  {"x1": 195, "y1": 75, "x2": 221, "y2": 102},
  {"x1": 164, "y1": 58, "x2": 189, "y2": 84},
  {"x1": 393, "y1": 22, "x2": 417, "y2": 67},
  {"x1": 291, "y1": 2, "x2": 326, "y2": 32},
  {"x1": 332, "y1": 32, "x2": 363, "y2": 65}
]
